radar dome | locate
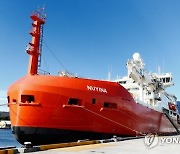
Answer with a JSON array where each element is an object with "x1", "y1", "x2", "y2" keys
[{"x1": 133, "y1": 53, "x2": 141, "y2": 61}]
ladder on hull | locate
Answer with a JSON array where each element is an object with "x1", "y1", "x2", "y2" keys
[{"x1": 163, "y1": 108, "x2": 180, "y2": 134}]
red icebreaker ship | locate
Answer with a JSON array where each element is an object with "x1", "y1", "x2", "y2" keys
[{"x1": 8, "y1": 8, "x2": 180, "y2": 145}]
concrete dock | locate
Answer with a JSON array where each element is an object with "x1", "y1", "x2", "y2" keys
[
  {"x1": 1, "y1": 135, "x2": 180, "y2": 154},
  {"x1": 33, "y1": 136, "x2": 180, "y2": 154}
]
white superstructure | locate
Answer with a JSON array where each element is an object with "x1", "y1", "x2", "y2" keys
[{"x1": 114, "y1": 53, "x2": 178, "y2": 117}]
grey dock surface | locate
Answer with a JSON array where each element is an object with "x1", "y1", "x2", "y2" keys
[
  {"x1": 1, "y1": 135, "x2": 180, "y2": 154},
  {"x1": 33, "y1": 136, "x2": 180, "y2": 154}
]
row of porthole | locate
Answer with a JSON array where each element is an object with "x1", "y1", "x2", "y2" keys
[{"x1": 68, "y1": 97, "x2": 117, "y2": 109}]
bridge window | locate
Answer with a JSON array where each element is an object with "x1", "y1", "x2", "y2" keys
[
  {"x1": 119, "y1": 81, "x2": 126, "y2": 84},
  {"x1": 166, "y1": 77, "x2": 170, "y2": 83},
  {"x1": 163, "y1": 78, "x2": 165, "y2": 83}
]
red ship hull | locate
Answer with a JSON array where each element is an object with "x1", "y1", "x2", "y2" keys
[{"x1": 8, "y1": 75, "x2": 178, "y2": 145}]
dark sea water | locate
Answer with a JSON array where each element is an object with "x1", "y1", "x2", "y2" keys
[{"x1": 0, "y1": 129, "x2": 21, "y2": 148}]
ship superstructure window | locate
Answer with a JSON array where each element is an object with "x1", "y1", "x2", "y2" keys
[
  {"x1": 68, "y1": 98, "x2": 82, "y2": 106},
  {"x1": 119, "y1": 81, "x2": 126, "y2": 84},
  {"x1": 21, "y1": 95, "x2": 34, "y2": 103},
  {"x1": 127, "y1": 87, "x2": 139, "y2": 91},
  {"x1": 160, "y1": 77, "x2": 172, "y2": 83},
  {"x1": 163, "y1": 78, "x2": 165, "y2": 83},
  {"x1": 7, "y1": 96, "x2": 10, "y2": 103},
  {"x1": 166, "y1": 77, "x2": 170, "y2": 83},
  {"x1": 104, "y1": 102, "x2": 117, "y2": 109},
  {"x1": 92, "y1": 98, "x2": 96, "y2": 104}
]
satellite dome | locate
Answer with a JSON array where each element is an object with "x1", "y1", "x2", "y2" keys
[{"x1": 133, "y1": 52, "x2": 141, "y2": 61}]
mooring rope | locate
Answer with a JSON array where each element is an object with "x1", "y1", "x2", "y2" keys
[{"x1": 81, "y1": 106, "x2": 146, "y2": 136}]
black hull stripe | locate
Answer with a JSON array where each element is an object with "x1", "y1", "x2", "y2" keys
[{"x1": 12, "y1": 126, "x2": 129, "y2": 145}]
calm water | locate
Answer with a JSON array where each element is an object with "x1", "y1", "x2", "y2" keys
[{"x1": 0, "y1": 129, "x2": 21, "y2": 148}]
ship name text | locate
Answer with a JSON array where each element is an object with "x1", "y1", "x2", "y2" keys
[{"x1": 87, "y1": 85, "x2": 107, "y2": 93}]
